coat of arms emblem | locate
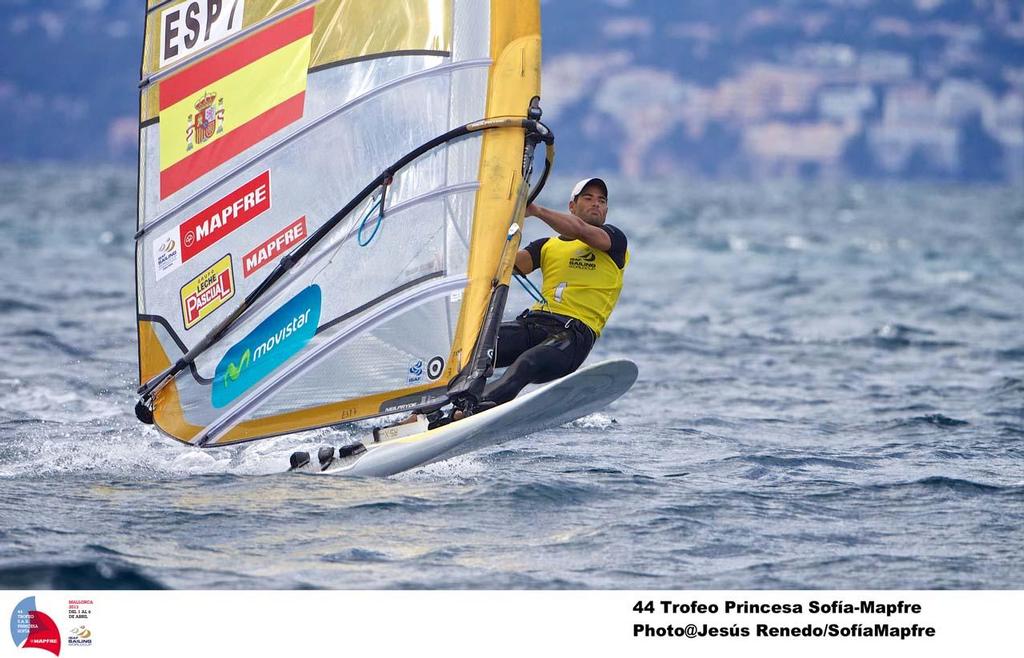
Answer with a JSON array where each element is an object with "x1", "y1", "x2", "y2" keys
[{"x1": 186, "y1": 92, "x2": 225, "y2": 151}]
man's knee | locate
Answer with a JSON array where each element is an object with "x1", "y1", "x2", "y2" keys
[{"x1": 515, "y1": 344, "x2": 574, "y2": 384}]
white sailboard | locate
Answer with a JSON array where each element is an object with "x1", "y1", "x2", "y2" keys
[{"x1": 298, "y1": 359, "x2": 637, "y2": 477}]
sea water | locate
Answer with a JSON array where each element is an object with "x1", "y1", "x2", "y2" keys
[{"x1": 0, "y1": 167, "x2": 1021, "y2": 589}]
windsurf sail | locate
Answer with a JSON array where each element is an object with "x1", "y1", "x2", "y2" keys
[{"x1": 134, "y1": 0, "x2": 553, "y2": 447}]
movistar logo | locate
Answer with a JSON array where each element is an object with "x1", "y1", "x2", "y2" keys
[
  {"x1": 219, "y1": 310, "x2": 311, "y2": 390},
  {"x1": 212, "y1": 285, "x2": 321, "y2": 408},
  {"x1": 223, "y1": 348, "x2": 251, "y2": 386}
]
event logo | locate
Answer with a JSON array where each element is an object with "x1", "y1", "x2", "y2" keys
[
  {"x1": 153, "y1": 171, "x2": 271, "y2": 280},
  {"x1": 243, "y1": 216, "x2": 307, "y2": 277},
  {"x1": 10, "y1": 597, "x2": 61, "y2": 656},
  {"x1": 180, "y1": 254, "x2": 235, "y2": 329},
  {"x1": 212, "y1": 284, "x2": 321, "y2": 408},
  {"x1": 186, "y1": 92, "x2": 225, "y2": 151}
]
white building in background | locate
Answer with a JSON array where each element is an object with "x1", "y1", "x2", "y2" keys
[
  {"x1": 883, "y1": 85, "x2": 942, "y2": 125},
  {"x1": 991, "y1": 94, "x2": 1024, "y2": 181},
  {"x1": 592, "y1": 67, "x2": 689, "y2": 178},
  {"x1": 988, "y1": 93, "x2": 1024, "y2": 146},
  {"x1": 935, "y1": 79, "x2": 996, "y2": 123},
  {"x1": 858, "y1": 51, "x2": 914, "y2": 83},
  {"x1": 873, "y1": 86, "x2": 957, "y2": 173},
  {"x1": 818, "y1": 85, "x2": 876, "y2": 125},
  {"x1": 869, "y1": 124, "x2": 959, "y2": 173}
]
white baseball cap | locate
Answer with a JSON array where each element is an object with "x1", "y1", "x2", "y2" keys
[{"x1": 570, "y1": 177, "x2": 608, "y2": 202}]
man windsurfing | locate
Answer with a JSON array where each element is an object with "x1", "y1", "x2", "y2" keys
[{"x1": 477, "y1": 177, "x2": 630, "y2": 408}]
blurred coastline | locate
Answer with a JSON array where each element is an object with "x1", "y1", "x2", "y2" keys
[{"x1": 0, "y1": 0, "x2": 1022, "y2": 182}]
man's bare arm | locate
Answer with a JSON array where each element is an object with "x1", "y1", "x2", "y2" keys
[
  {"x1": 514, "y1": 249, "x2": 535, "y2": 274},
  {"x1": 526, "y1": 203, "x2": 612, "y2": 251}
]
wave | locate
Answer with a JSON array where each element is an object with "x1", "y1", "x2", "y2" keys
[
  {"x1": 504, "y1": 480, "x2": 600, "y2": 505},
  {"x1": 731, "y1": 454, "x2": 871, "y2": 470},
  {"x1": 863, "y1": 476, "x2": 1020, "y2": 496},
  {"x1": 889, "y1": 414, "x2": 971, "y2": 429},
  {"x1": 0, "y1": 297, "x2": 45, "y2": 313},
  {"x1": 847, "y1": 323, "x2": 964, "y2": 350},
  {"x1": 0, "y1": 560, "x2": 166, "y2": 589},
  {"x1": 7, "y1": 328, "x2": 92, "y2": 358},
  {"x1": 996, "y1": 346, "x2": 1024, "y2": 361}
]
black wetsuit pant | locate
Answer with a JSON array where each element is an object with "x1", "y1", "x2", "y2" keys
[{"x1": 481, "y1": 310, "x2": 596, "y2": 406}]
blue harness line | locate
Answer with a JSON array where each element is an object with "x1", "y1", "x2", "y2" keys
[
  {"x1": 356, "y1": 193, "x2": 386, "y2": 247},
  {"x1": 513, "y1": 271, "x2": 546, "y2": 304}
]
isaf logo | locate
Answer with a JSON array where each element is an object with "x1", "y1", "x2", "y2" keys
[{"x1": 407, "y1": 359, "x2": 424, "y2": 384}]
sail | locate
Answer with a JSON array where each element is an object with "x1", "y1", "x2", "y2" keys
[{"x1": 135, "y1": 0, "x2": 548, "y2": 446}]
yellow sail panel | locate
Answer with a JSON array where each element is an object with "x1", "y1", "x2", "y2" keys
[
  {"x1": 448, "y1": 1, "x2": 541, "y2": 371},
  {"x1": 309, "y1": 0, "x2": 450, "y2": 68}
]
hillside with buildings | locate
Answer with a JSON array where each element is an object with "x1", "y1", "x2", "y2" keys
[{"x1": 1, "y1": 0, "x2": 1021, "y2": 180}]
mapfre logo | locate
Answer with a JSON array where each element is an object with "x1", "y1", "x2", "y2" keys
[
  {"x1": 10, "y1": 597, "x2": 61, "y2": 656},
  {"x1": 153, "y1": 170, "x2": 270, "y2": 281},
  {"x1": 160, "y1": 0, "x2": 246, "y2": 68},
  {"x1": 180, "y1": 170, "x2": 270, "y2": 261},
  {"x1": 243, "y1": 216, "x2": 307, "y2": 277}
]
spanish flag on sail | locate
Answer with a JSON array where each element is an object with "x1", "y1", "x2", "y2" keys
[{"x1": 158, "y1": 8, "x2": 314, "y2": 199}]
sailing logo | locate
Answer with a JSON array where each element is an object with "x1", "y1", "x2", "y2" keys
[
  {"x1": 569, "y1": 247, "x2": 597, "y2": 271},
  {"x1": 180, "y1": 255, "x2": 235, "y2": 329},
  {"x1": 186, "y1": 92, "x2": 225, "y2": 151},
  {"x1": 153, "y1": 236, "x2": 181, "y2": 279},
  {"x1": 212, "y1": 284, "x2": 321, "y2": 408},
  {"x1": 67, "y1": 627, "x2": 92, "y2": 647},
  {"x1": 10, "y1": 597, "x2": 61, "y2": 656}
]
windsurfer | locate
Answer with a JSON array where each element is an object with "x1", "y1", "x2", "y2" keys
[{"x1": 477, "y1": 177, "x2": 630, "y2": 408}]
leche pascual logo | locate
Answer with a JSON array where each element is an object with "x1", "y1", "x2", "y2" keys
[{"x1": 10, "y1": 597, "x2": 61, "y2": 656}]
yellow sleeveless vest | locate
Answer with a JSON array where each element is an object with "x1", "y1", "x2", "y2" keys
[{"x1": 530, "y1": 238, "x2": 629, "y2": 336}]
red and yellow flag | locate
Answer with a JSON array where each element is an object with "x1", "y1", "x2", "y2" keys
[{"x1": 158, "y1": 8, "x2": 314, "y2": 199}]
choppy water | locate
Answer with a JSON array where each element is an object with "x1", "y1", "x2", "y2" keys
[{"x1": 0, "y1": 167, "x2": 1021, "y2": 589}]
